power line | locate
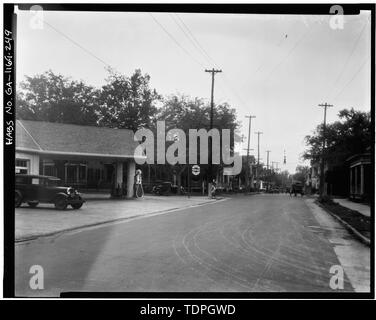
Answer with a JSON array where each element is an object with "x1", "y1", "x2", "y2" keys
[
  {"x1": 153, "y1": 13, "x2": 246, "y2": 113},
  {"x1": 171, "y1": 14, "x2": 213, "y2": 65},
  {"x1": 154, "y1": 13, "x2": 246, "y2": 110},
  {"x1": 44, "y1": 15, "x2": 243, "y2": 125},
  {"x1": 254, "y1": 26, "x2": 294, "y2": 75},
  {"x1": 149, "y1": 13, "x2": 204, "y2": 68},
  {"x1": 263, "y1": 27, "x2": 313, "y2": 83},
  {"x1": 170, "y1": 14, "x2": 237, "y2": 106},
  {"x1": 171, "y1": 13, "x2": 236, "y2": 102},
  {"x1": 177, "y1": 15, "x2": 214, "y2": 64},
  {"x1": 326, "y1": 20, "x2": 369, "y2": 100},
  {"x1": 333, "y1": 57, "x2": 370, "y2": 100},
  {"x1": 172, "y1": 13, "x2": 248, "y2": 108},
  {"x1": 43, "y1": 20, "x2": 115, "y2": 71}
]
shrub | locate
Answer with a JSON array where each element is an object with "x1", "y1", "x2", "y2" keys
[{"x1": 319, "y1": 195, "x2": 336, "y2": 205}]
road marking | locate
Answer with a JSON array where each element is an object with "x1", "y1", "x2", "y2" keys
[{"x1": 180, "y1": 218, "x2": 255, "y2": 290}]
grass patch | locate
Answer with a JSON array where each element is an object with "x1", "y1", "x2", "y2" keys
[{"x1": 319, "y1": 199, "x2": 370, "y2": 240}]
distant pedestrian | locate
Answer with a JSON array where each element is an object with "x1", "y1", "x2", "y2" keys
[
  {"x1": 211, "y1": 179, "x2": 217, "y2": 199},
  {"x1": 134, "y1": 169, "x2": 144, "y2": 198}
]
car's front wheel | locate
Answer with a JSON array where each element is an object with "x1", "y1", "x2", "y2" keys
[
  {"x1": 15, "y1": 191, "x2": 22, "y2": 208},
  {"x1": 28, "y1": 201, "x2": 39, "y2": 208},
  {"x1": 71, "y1": 203, "x2": 83, "y2": 209},
  {"x1": 54, "y1": 196, "x2": 68, "y2": 210}
]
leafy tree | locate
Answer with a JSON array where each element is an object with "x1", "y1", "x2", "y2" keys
[
  {"x1": 16, "y1": 70, "x2": 100, "y2": 125},
  {"x1": 158, "y1": 94, "x2": 238, "y2": 132},
  {"x1": 293, "y1": 165, "x2": 310, "y2": 183},
  {"x1": 97, "y1": 69, "x2": 161, "y2": 131},
  {"x1": 303, "y1": 108, "x2": 371, "y2": 167}
]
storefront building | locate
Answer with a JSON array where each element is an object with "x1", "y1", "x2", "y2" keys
[{"x1": 16, "y1": 120, "x2": 143, "y2": 198}]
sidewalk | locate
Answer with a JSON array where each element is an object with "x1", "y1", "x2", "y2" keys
[
  {"x1": 333, "y1": 198, "x2": 371, "y2": 217},
  {"x1": 15, "y1": 195, "x2": 223, "y2": 242},
  {"x1": 80, "y1": 192, "x2": 111, "y2": 200},
  {"x1": 316, "y1": 198, "x2": 370, "y2": 246}
]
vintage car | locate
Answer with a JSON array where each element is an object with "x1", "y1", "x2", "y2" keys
[
  {"x1": 15, "y1": 174, "x2": 85, "y2": 210},
  {"x1": 290, "y1": 181, "x2": 304, "y2": 197},
  {"x1": 151, "y1": 181, "x2": 185, "y2": 195}
]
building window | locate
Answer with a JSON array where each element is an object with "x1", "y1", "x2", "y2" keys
[
  {"x1": 16, "y1": 159, "x2": 29, "y2": 174},
  {"x1": 66, "y1": 164, "x2": 77, "y2": 184},
  {"x1": 65, "y1": 162, "x2": 87, "y2": 185},
  {"x1": 79, "y1": 164, "x2": 86, "y2": 180},
  {"x1": 44, "y1": 165, "x2": 56, "y2": 176},
  {"x1": 42, "y1": 160, "x2": 57, "y2": 177}
]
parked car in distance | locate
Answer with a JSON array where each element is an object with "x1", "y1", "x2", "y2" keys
[
  {"x1": 290, "y1": 181, "x2": 304, "y2": 197},
  {"x1": 152, "y1": 181, "x2": 185, "y2": 195},
  {"x1": 15, "y1": 174, "x2": 85, "y2": 210},
  {"x1": 267, "y1": 187, "x2": 280, "y2": 193}
]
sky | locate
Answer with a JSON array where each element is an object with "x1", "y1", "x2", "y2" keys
[{"x1": 15, "y1": 7, "x2": 371, "y2": 173}]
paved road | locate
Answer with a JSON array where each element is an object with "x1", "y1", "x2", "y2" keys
[{"x1": 15, "y1": 194, "x2": 367, "y2": 296}]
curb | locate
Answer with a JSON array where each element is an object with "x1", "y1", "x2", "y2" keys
[
  {"x1": 315, "y1": 200, "x2": 370, "y2": 247},
  {"x1": 15, "y1": 197, "x2": 228, "y2": 243}
]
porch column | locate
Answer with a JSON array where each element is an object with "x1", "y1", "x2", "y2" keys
[
  {"x1": 349, "y1": 167, "x2": 353, "y2": 195},
  {"x1": 111, "y1": 161, "x2": 124, "y2": 198},
  {"x1": 127, "y1": 161, "x2": 136, "y2": 198},
  {"x1": 354, "y1": 166, "x2": 358, "y2": 194},
  {"x1": 360, "y1": 164, "x2": 364, "y2": 195},
  {"x1": 116, "y1": 161, "x2": 123, "y2": 190},
  {"x1": 76, "y1": 164, "x2": 79, "y2": 185}
]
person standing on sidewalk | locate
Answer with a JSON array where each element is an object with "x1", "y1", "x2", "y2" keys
[
  {"x1": 134, "y1": 169, "x2": 144, "y2": 198},
  {"x1": 211, "y1": 179, "x2": 217, "y2": 199}
]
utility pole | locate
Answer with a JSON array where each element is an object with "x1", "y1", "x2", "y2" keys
[
  {"x1": 266, "y1": 150, "x2": 271, "y2": 191},
  {"x1": 255, "y1": 131, "x2": 263, "y2": 190},
  {"x1": 266, "y1": 150, "x2": 271, "y2": 171},
  {"x1": 205, "y1": 68, "x2": 222, "y2": 197},
  {"x1": 272, "y1": 161, "x2": 279, "y2": 172},
  {"x1": 318, "y1": 103, "x2": 333, "y2": 198},
  {"x1": 245, "y1": 115, "x2": 256, "y2": 192},
  {"x1": 243, "y1": 148, "x2": 254, "y2": 190}
]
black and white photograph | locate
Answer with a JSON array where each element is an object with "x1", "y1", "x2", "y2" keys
[{"x1": 2, "y1": 2, "x2": 374, "y2": 300}]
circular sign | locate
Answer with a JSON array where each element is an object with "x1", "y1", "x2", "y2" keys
[{"x1": 192, "y1": 165, "x2": 200, "y2": 176}]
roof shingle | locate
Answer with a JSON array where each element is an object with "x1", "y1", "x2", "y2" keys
[{"x1": 16, "y1": 120, "x2": 139, "y2": 158}]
